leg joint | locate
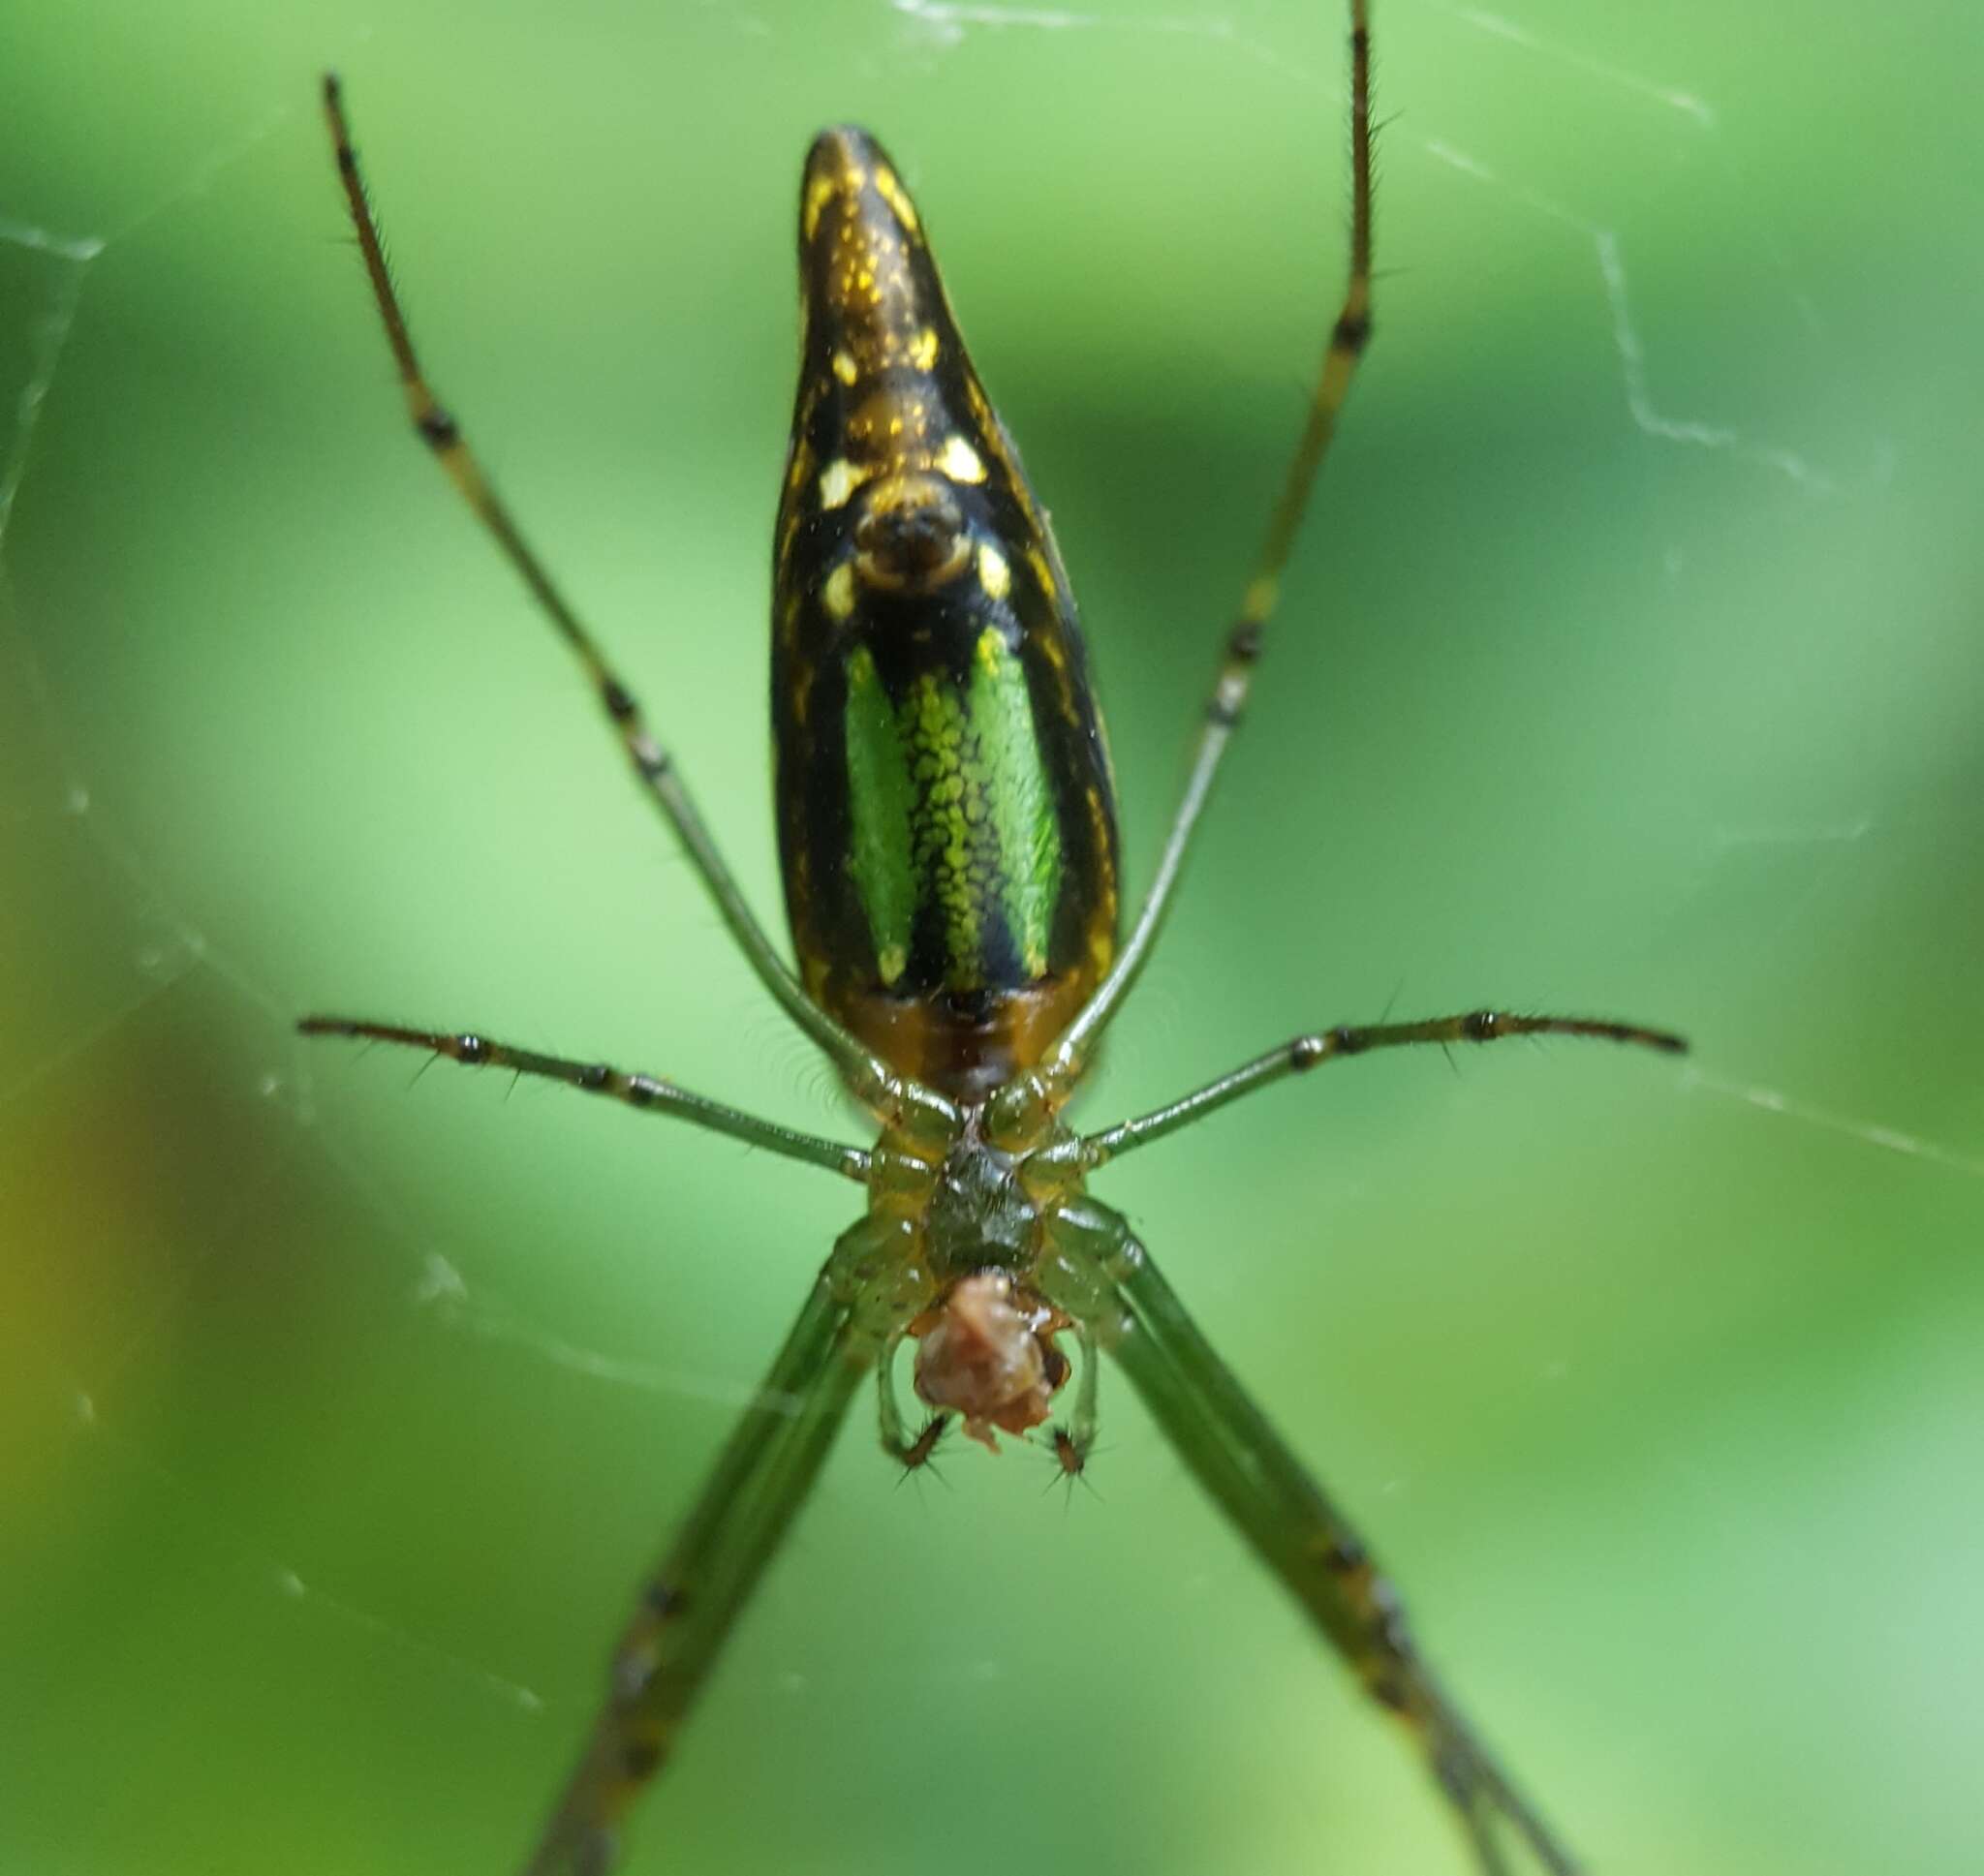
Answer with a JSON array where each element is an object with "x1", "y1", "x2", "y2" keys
[{"x1": 621, "y1": 1737, "x2": 664, "y2": 1782}]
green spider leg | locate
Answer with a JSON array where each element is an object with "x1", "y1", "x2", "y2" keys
[
  {"x1": 1083, "y1": 1007, "x2": 1687, "y2": 1166},
  {"x1": 295, "y1": 1017, "x2": 870, "y2": 1179},
  {"x1": 1050, "y1": 1195, "x2": 1582, "y2": 1876},
  {"x1": 520, "y1": 1256, "x2": 876, "y2": 1876},
  {"x1": 517, "y1": 1210, "x2": 940, "y2": 1874},
  {"x1": 318, "y1": 75, "x2": 939, "y2": 1123},
  {"x1": 876, "y1": 1331, "x2": 951, "y2": 1468},
  {"x1": 1059, "y1": 1321, "x2": 1102, "y2": 1462},
  {"x1": 1042, "y1": 0, "x2": 1373, "y2": 1089}
]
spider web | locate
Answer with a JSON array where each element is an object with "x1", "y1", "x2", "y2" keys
[{"x1": 5, "y1": 3, "x2": 1981, "y2": 1874}]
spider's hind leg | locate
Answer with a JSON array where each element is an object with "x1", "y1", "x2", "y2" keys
[
  {"x1": 519, "y1": 1272, "x2": 868, "y2": 1876},
  {"x1": 1054, "y1": 1196, "x2": 1583, "y2": 1876}
]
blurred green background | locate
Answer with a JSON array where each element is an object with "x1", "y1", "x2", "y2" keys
[{"x1": 5, "y1": 1, "x2": 1981, "y2": 1872}]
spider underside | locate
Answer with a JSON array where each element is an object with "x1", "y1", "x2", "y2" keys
[{"x1": 305, "y1": 7, "x2": 1684, "y2": 1873}]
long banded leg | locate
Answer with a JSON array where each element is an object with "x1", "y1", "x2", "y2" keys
[
  {"x1": 1084, "y1": 1007, "x2": 1686, "y2": 1165},
  {"x1": 318, "y1": 77, "x2": 906, "y2": 1107},
  {"x1": 1045, "y1": 0, "x2": 1374, "y2": 1083},
  {"x1": 297, "y1": 1015, "x2": 868, "y2": 1180},
  {"x1": 521, "y1": 1272, "x2": 869, "y2": 1876},
  {"x1": 1061, "y1": 1198, "x2": 1581, "y2": 1875}
]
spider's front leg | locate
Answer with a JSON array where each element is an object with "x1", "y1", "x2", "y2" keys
[{"x1": 1049, "y1": 1197, "x2": 1583, "y2": 1876}]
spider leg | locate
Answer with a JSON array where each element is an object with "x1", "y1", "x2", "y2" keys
[
  {"x1": 876, "y1": 1332, "x2": 951, "y2": 1469},
  {"x1": 1083, "y1": 1007, "x2": 1686, "y2": 1164},
  {"x1": 318, "y1": 77, "x2": 904, "y2": 1106},
  {"x1": 1060, "y1": 1321, "x2": 1101, "y2": 1466},
  {"x1": 520, "y1": 1268, "x2": 869, "y2": 1876},
  {"x1": 1055, "y1": 1197, "x2": 1584, "y2": 1876},
  {"x1": 1044, "y1": 0, "x2": 1373, "y2": 1083},
  {"x1": 297, "y1": 1015, "x2": 868, "y2": 1179}
]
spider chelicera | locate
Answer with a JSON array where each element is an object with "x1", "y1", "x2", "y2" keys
[{"x1": 306, "y1": 6, "x2": 1683, "y2": 1871}]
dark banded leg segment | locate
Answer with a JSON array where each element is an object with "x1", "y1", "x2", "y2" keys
[
  {"x1": 520, "y1": 1273, "x2": 868, "y2": 1876},
  {"x1": 318, "y1": 77, "x2": 903, "y2": 1106},
  {"x1": 1044, "y1": 0, "x2": 1374, "y2": 1083},
  {"x1": 1060, "y1": 1198, "x2": 1582, "y2": 1876},
  {"x1": 1083, "y1": 1008, "x2": 1686, "y2": 1165},
  {"x1": 297, "y1": 1015, "x2": 867, "y2": 1180}
]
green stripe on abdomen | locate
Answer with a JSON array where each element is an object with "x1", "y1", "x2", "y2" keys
[
  {"x1": 843, "y1": 645, "x2": 917, "y2": 985},
  {"x1": 841, "y1": 627, "x2": 1063, "y2": 993},
  {"x1": 968, "y1": 626, "x2": 1059, "y2": 976}
]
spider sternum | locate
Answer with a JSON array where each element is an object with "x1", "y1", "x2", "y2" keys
[
  {"x1": 866, "y1": 1099, "x2": 1049, "y2": 1264},
  {"x1": 925, "y1": 1131, "x2": 1031, "y2": 1279},
  {"x1": 859, "y1": 1092, "x2": 1091, "y2": 1287}
]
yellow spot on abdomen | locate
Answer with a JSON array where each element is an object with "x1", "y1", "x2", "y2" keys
[
  {"x1": 977, "y1": 542, "x2": 1010, "y2": 600},
  {"x1": 910, "y1": 325, "x2": 940, "y2": 370},
  {"x1": 823, "y1": 562, "x2": 856, "y2": 622},
  {"x1": 939, "y1": 434, "x2": 986, "y2": 483},
  {"x1": 820, "y1": 458, "x2": 865, "y2": 508},
  {"x1": 1026, "y1": 546, "x2": 1058, "y2": 603},
  {"x1": 873, "y1": 165, "x2": 919, "y2": 232},
  {"x1": 832, "y1": 349, "x2": 859, "y2": 385},
  {"x1": 803, "y1": 174, "x2": 837, "y2": 240}
]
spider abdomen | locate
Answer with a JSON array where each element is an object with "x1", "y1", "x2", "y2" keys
[{"x1": 772, "y1": 127, "x2": 1119, "y2": 1100}]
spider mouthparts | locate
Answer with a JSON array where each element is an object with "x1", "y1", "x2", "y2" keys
[{"x1": 912, "y1": 1271, "x2": 1067, "y2": 1448}]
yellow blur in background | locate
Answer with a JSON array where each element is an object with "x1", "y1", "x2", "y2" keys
[{"x1": 4, "y1": 3, "x2": 1981, "y2": 1873}]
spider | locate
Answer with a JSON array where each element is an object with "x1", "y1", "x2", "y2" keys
[{"x1": 306, "y1": 7, "x2": 1682, "y2": 1871}]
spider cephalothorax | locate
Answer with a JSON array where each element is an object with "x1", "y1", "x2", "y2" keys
[{"x1": 851, "y1": 1097, "x2": 1090, "y2": 1456}]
